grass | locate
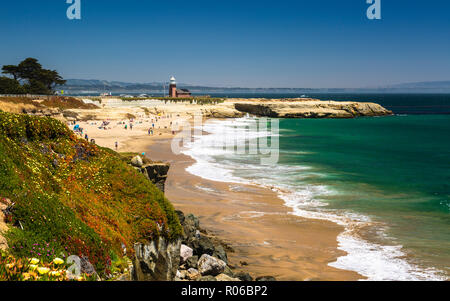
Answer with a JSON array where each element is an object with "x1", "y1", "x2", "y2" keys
[
  {"x1": 121, "y1": 96, "x2": 225, "y2": 105},
  {"x1": 0, "y1": 96, "x2": 98, "y2": 110},
  {"x1": 118, "y1": 152, "x2": 153, "y2": 165},
  {"x1": 0, "y1": 111, "x2": 182, "y2": 276}
]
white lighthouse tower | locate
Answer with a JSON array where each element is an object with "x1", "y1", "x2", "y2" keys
[{"x1": 169, "y1": 76, "x2": 177, "y2": 97}]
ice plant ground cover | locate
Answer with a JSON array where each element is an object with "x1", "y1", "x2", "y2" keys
[
  {"x1": 0, "y1": 252, "x2": 96, "y2": 281},
  {"x1": 0, "y1": 111, "x2": 182, "y2": 278}
]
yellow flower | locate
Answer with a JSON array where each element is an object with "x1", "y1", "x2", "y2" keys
[
  {"x1": 37, "y1": 267, "x2": 50, "y2": 275},
  {"x1": 29, "y1": 258, "x2": 40, "y2": 265},
  {"x1": 22, "y1": 273, "x2": 31, "y2": 280},
  {"x1": 5, "y1": 263, "x2": 15, "y2": 270},
  {"x1": 29, "y1": 264, "x2": 38, "y2": 271},
  {"x1": 49, "y1": 271, "x2": 61, "y2": 277},
  {"x1": 76, "y1": 276, "x2": 84, "y2": 281},
  {"x1": 53, "y1": 258, "x2": 64, "y2": 265}
]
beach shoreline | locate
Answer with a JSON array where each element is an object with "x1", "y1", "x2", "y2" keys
[
  {"x1": 77, "y1": 113, "x2": 364, "y2": 280},
  {"x1": 147, "y1": 136, "x2": 363, "y2": 281}
]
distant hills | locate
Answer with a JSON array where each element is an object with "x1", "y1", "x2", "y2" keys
[
  {"x1": 385, "y1": 81, "x2": 450, "y2": 89},
  {"x1": 56, "y1": 79, "x2": 450, "y2": 95}
]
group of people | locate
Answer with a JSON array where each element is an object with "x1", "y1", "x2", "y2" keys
[{"x1": 68, "y1": 111, "x2": 182, "y2": 153}]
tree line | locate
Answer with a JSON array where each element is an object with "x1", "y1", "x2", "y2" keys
[{"x1": 0, "y1": 58, "x2": 66, "y2": 95}]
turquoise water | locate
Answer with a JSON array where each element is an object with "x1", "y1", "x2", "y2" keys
[
  {"x1": 278, "y1": 115, "x2": 450, "y2": 278},
  {"x1": 183, "y1": 113, "x2": 450, "y2": 280}
]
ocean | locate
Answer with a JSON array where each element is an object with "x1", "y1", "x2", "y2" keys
[{"x1": 182, "y1": 93, "x2": 450, "y2": 281}]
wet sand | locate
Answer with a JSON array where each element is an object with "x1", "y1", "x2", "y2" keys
[
  {"x1": 78, "y1": 115, "x2": 363, "y2": 280},
  {"x1": 148, "y1": 138, "x2": 363, "y2": 281}
]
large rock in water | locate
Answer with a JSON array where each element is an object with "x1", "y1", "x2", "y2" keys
[
  {"x1": 198, "y1": 254, "x2": 226, "y2": 276},
  {"x1": 132, "y1": 237, "x2": 182, "y2": 281},
  {"x1": 233, "y1": 100, "x2": 393, "y2": 118}
]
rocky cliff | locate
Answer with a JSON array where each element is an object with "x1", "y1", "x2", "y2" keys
[
  {"x1": 233, "y1": 100, "x2": 393, "y2": 118},
  {"x1": 0, "y1": 112, "x2": 182, "y2": 279},
  {"x1": 133, "y1": 237, "x2": 182, "y2": 281}
]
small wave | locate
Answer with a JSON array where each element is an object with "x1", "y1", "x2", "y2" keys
[
  {"x1": 330, "y1": 232, "x2": 447, "y2": 281},
  {"x1": 181, "y1": 117, "x2": 448, "y2": 281}
]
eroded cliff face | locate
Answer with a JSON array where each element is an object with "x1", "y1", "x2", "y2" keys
[
  {"x1": 141, "y1": 163, "x2": 170, "y2": 192},
  {"x1": 133, "y1": 237, "x2": 182, "y2": 281},
  {"x1": 130, "y1": 157, "x2": 180, "y2": 281},
  {"x1": 233, "y1": 100, "x2": 393, "y2": 118}
]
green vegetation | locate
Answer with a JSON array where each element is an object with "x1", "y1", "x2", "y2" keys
[
  {"x1": 121, "y1": 96, "x2": 225, "y2": 105},
  {"x1": 1, "y1": 58, "x2": 66, "y2": 95},
  {"x1": 118, "y1": 152, "x2": 152, "y2": 165},
  {"x1": 0, "y1": 96, "x2": 98, "y2": 110},
  {"x1": 0, "y1": 112, "x2": 182, "y2": 276}
]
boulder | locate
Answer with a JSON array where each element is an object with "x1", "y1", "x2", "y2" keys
[
  {"x1": 141, "y1": 163, "x2": 170, "y2": 192},
  {"x1": 256, "y1": 276, "x2": 277, "y2": 281},
  {"x1": 185, "y1": 255, "x2": 199, "y2": 269},
  {"x1": 183, "y1": 214, "x2": 200, "y2": 239},
  {"x1": 186, "y1": 268, "x2": 200, "y2": 280},
  {"x1": 212, "y1": 245, "x2": 228, "y2": 264},
  {"x1": 216, "y1": 273, "x2": 241, "y2": 281},
  {"x1": 133, "y1": 237, "x2": 182, "y2": 281},
  {"x1": 176, "y1": 269, "x2": 187, "y2": 280},
  {"x1": 223, "y1": 265, "x2": 234, "y2": 277},
  {"x1": 131, "y1": 156, "x2": 143, "y2": 167},
  {"x1": 235, "y1": 272, "x2": 253, "y2": 282},
  {"x1": 197, "y1": 275, "x2": 217, "y2": 281},
  {"x1": 80, "y1": 256, "x2": 97, "y2": 276},
  {"x1": 198, "y1": 254, "x2": 226, "y2": 276},
  {"x1": 191, "y1": 235, "x2": 215, "y2": 256},
  {"x1": 180, "y1": 244, "x2": 193, "y2": 263}
]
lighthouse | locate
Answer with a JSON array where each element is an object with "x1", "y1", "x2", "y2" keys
[
  {"x1": 168, "y1": 76, "x2": 191, "y2": 98},
  {"x1": 169, "y1": 76, "x2": 177, "y2": 97}
]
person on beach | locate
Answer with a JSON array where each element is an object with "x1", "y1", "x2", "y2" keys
[
  {"x1": 130, "y1": 123, "x2": 133, "y2": 130},
  {"x1": 85, "y1": 134, "x2": 89, "y2": 141},
  {"x1": 115, "y1": 141, "x2": 118, "y2": 150},
  {"x1": 125, "y1": 124, "x2": 128, "y2": 130}
]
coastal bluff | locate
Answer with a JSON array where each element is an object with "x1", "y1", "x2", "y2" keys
[
  {"x1": 204, "y1": 98, "x2": 393, "y2": 119},
  {"x1": 0, "y1": 96, "x2": 392, "y2": 122}
]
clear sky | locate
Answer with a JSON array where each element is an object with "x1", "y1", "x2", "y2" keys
[{"x1": 1, "y1": 0, "x2": 449, "y2": 88}]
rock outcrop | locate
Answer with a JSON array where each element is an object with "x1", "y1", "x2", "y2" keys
[
  {"x1": 140, "y1": 163, "x2": 170, "y2": 192},
  {"x1": 173, "y1": 210, "x2": 277, "y2": 282},
  {"x1": 132, "y1": 237, "x2": 182, "y2": 281},
  {"x1": 202, "y1": 104, "x2": 246, "y2": 118},
  {"x1": 198, "y1": 254, "x2": 227, "y2": 276},
  {"x1": 131, "y1": 155, "x2": 143, "y2": 168},
  {"x1": 0, "y1": 198, "x2": 12, "y2": 251},
  {"x1": 130, "y1": 155, "x2": 170, "y2": 193},
  {"x1": 233, "y1": 100, "x2": 392, "y2": 118},
  {"x1": 180, "y1": 244, "x2": 194, "y2": 263}
]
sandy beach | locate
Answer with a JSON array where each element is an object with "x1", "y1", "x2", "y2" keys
[{"x1": 76, "y1": 114, "x2": 363, "y2": 281}]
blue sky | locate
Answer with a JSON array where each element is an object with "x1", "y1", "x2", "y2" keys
[{"x1": 1, "y1": 0, "x2": 449, "y2": 88}]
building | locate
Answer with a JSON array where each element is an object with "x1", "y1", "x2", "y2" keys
[{"x1": 168, "y1": 76, "x2": 191, "y2": 98}]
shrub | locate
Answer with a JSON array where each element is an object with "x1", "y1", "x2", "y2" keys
[{"x1": 0, "y1": 112, "x2": 182, "y2": 276}]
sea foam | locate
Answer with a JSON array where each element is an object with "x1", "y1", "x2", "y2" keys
[{"x1": 181, "y1": 117, "x2": 447, "y2": 281}]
